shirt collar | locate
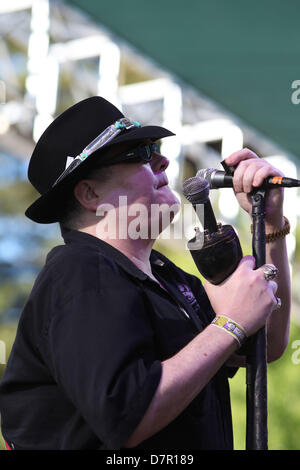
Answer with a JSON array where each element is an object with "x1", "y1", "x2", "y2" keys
[
  {"x1": 60, "y1": 227, "x2": 204, "y2": 333},
  {"x1": 60, "y1": 226, "x2": 167, "y2": 281}
]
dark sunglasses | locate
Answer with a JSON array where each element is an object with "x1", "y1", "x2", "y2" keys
[
  {"x1": 53, "y1": 142, "x2": 160, "y2": 187},
  {"x1": 108, "y1": 143, "x2": 160, "y2": 165}
]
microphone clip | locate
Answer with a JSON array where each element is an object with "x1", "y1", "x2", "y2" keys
[{"x1": 220, "y1": 159, "x2": 236, "y2": 176}]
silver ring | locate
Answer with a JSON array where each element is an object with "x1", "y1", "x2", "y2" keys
[
  {"x1": 262, "y1": 264, "x2": 279, "y2": 281},
  {"x1": 274, "y1": 297, "x2": 282, "y2": 310}
]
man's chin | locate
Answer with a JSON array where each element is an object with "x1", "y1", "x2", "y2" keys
[
  {"x1": 148, "y1": 200, "x2": 181, "y2": 238},
  {"x1": 156, "y1": 187, "x2": 180, "y2": 206}
]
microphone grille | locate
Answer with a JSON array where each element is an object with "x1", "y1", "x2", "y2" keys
[
  {"x1": 182, "y1": 176, "x2": 209, "y2": 204},
  {"x1": 196, "y1": 168, "x2": 215, "y2": 188}
]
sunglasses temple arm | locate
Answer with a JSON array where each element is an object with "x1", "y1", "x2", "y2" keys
[{"x1": 52, "y1": 158, "x2": 83, "y2": 187}]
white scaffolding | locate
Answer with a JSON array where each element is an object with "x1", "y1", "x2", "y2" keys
[{"x1": 0, "y1": 0, "x2": 298, "y2": 258}]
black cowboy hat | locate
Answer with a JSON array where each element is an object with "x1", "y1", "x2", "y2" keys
[{"x1": 25, "y1": 96, "x2": 174, "y2": 224}]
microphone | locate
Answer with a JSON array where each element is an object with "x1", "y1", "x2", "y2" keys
[
  {"x1": 182, "y1": 177, "x2": 218, "y2": 234},
  {"x1": 182, "y1": 176, "x2": 243, "y2": 284},
  {"x1": 197, "y1": 168, "x2": 300, "y2": 189}
]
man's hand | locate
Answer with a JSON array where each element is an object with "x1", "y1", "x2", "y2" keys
[
  {"x1": 204, "y1": 256, "x2": 278, "y2": 337},
  {"x1": 225, "y1": 148, "x2": 284, "y2": 228},
  {"x1": 219, "y1": 148, "x2": 291, "y2": 363}
]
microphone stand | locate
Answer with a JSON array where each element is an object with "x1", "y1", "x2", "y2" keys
[
  {"x1": 183, "y1": 171, "x2": 269, "y2": 449},
  {"x1": 246, "y1": 187, "x2": 268, "y2": 449}
]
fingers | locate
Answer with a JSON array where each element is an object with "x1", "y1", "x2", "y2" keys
[
  {"x1": 204, "y1": 256, "x2": 256, "y2": 288},
  {"x1": 204, "y1": 254, "x2": 280, "y2": 333},
  {"x1": 238, "y1": 259, "x2": 279, "y2": 304},
  {"x1": 255, "y1": 268, "x2": 278, "y2": 311},
  {"x1": 225, "y1": 148, "x2": 259, "y2": 166},
  {"x1": 238, "y1": 261, "x2": 278, "y2": 300},
  {"x1": 233, "y1": 159, "x2": 264, "y2": 193},
  {"x1": 264, "y1": 279, "x2": 278, "y2": 295},
  {"x1": 268, "y1": 281, "x2": 279, "y2": 312},
  {"x1": 225, "y1": 148, "x2": 284, "y2": 194},
  {"x1": 233, "y1": 160, "x2": 283, "y2": 194},
  {"x1": 237, "y1": 255, "x2": 256, "y2": 270},
  {"x1": 252, "y1": 165, "x2": 284, "y2": 188}
]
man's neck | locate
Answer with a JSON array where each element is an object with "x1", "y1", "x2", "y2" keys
[{"x1": 79, "y1": 224, "x2": 155, "y2": 278}]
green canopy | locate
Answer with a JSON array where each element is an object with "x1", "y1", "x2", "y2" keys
[{"x1": 67, "y1": 0, "x2": 300, "y2": 160}]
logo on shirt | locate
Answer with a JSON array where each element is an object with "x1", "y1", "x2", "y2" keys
[{"x1": 177, "y1": 284, "x2": 200, "y2": 313}]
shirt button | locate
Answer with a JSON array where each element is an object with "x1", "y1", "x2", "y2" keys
[
  {"x1": 179, "y1": 306, "x2": 190, "y2": 319},
  {"x1": 154, "y1": 259, "x2": 164, "y2": 266}
]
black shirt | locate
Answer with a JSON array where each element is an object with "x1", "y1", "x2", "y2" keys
[{"x1": 0, "y1": 227, "x2": 234, "y2": 450}]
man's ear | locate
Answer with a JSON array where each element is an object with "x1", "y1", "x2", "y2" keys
[{"x1": 73, "y1": 179, "x2": 101, "y2": 212}]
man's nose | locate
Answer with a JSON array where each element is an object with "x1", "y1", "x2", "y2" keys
[{"x1": 151, "y1": 151, "x2": 170, "y2": 173}]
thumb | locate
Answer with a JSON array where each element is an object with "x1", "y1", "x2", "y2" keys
[
  {"x1": 236, "y1": 255, "x2": 256, "y2": 272},
  {"x1": 203, "y1": 255, "x2": 256, "y2": 291}
]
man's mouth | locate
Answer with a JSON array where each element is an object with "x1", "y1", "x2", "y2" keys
[{"x1": 156, "y1": 176, "x2": 169, "y2": 189}]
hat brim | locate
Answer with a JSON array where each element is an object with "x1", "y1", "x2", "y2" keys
[{"x1": 25, "y1": 124, "x2": 175, "y2": 224}]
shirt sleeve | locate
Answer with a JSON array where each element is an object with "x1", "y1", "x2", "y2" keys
[{"x1": 44, "y1": 263, "x2": 162, "y2": 449}]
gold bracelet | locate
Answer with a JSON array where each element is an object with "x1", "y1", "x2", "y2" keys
[{"x1": 251, "y1": 216, "x2": 290, "y2": 243}]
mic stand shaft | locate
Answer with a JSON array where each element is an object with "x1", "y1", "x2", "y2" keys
[{"x1": 246, "y1": 188, "x2": 268, "y2": 450}]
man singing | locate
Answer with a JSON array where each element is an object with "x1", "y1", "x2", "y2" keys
[{"x1": 0, "y1": 96, "x2": 291, "y2": 450}]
